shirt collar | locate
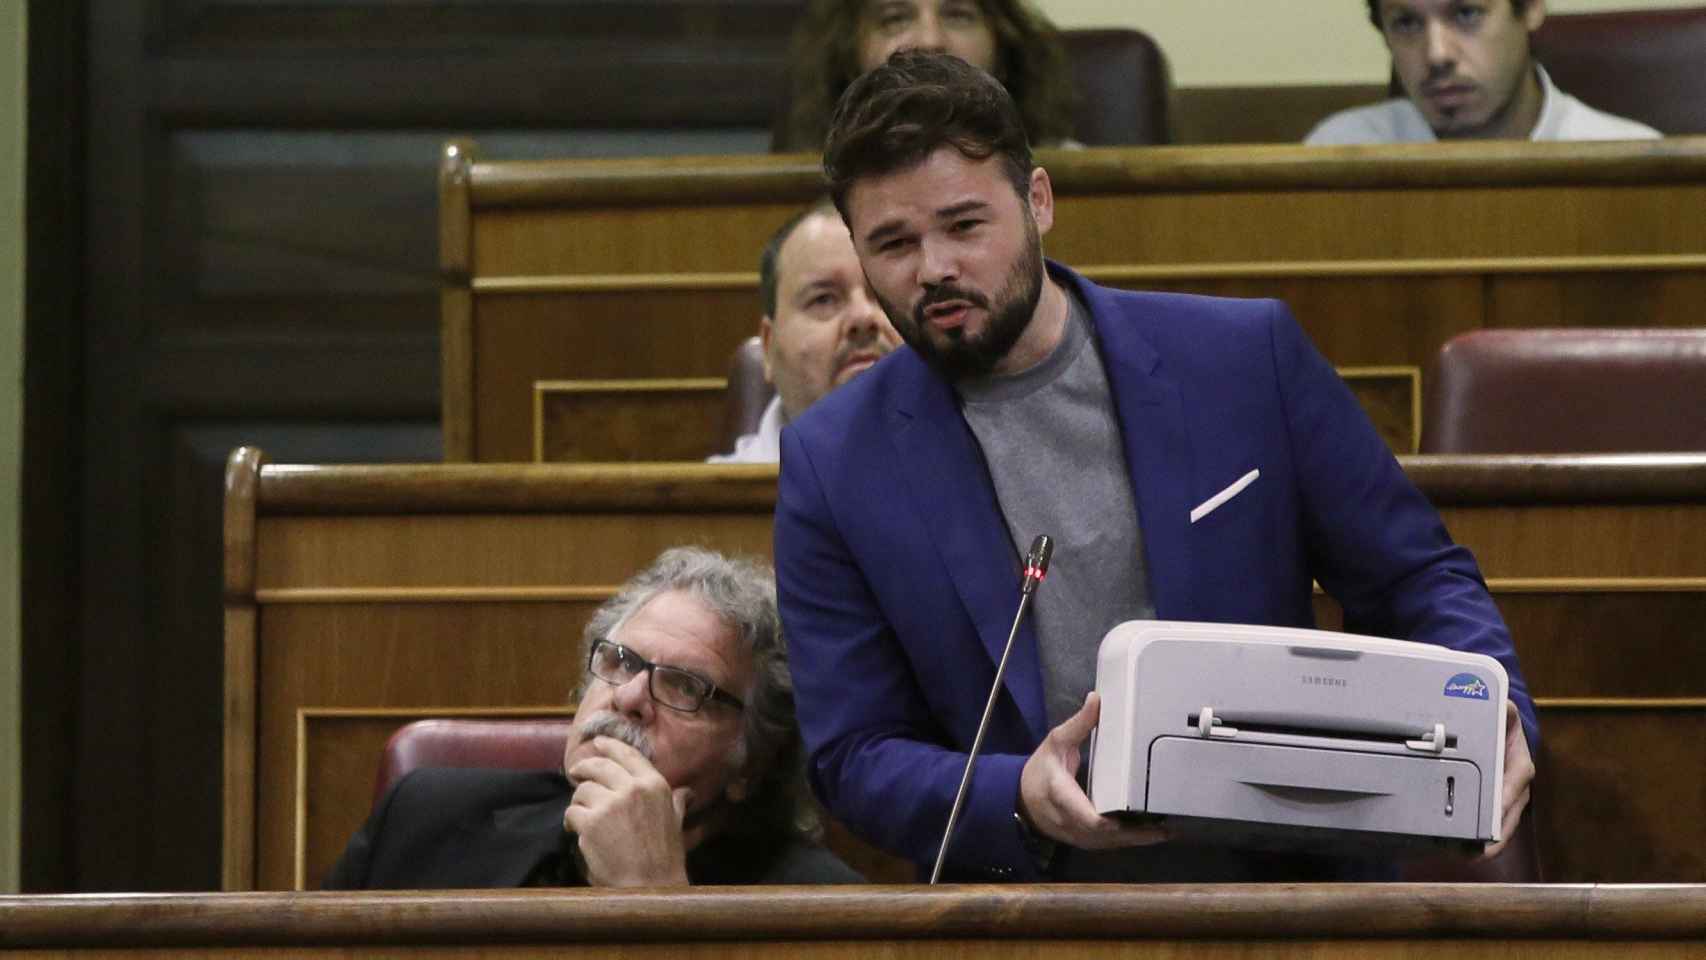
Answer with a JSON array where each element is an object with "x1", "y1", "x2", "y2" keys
[{"x1": 1526, "y1": 63, "x2": 1563, "y2": 141}]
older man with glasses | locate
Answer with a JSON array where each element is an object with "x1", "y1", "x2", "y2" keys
[{"x1": 324, "y1": 547, "x2": 861, "y2": 888}]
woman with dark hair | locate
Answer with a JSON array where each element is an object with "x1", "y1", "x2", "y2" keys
[{"x1": 775, "y1": 0, "x2": 1076, "y2": 153}]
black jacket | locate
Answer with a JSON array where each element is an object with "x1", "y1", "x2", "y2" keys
[{"x1": 324, "y1": 767, "x2": 861, "y2": 888}]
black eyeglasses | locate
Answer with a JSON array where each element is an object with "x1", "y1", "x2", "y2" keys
[{"x1": 586, "y1": 639, "x2": 746, "y2": 714}]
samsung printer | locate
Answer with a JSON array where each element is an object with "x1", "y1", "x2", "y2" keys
[{"x1": 1087, "y1": 621, "x2": 1507, "y2": 855}]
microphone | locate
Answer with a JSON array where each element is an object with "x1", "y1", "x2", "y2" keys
[{"x1": 930, "y1": 534, "x2": 1053, "y2": 884}]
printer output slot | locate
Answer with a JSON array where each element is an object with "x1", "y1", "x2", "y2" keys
[{"x1": 1184, "y1": 713, "x2": 1457, "y2": 750}]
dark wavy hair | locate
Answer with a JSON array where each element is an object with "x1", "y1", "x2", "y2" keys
[
  {"x1": 776, "y1": 0, "x2": 1074, "y2": 153},
  {"x1": 823, "y1": 50, "x2": 1033, "y2": 222},
  {"x1": 1365, "y1": 0, "x2": 1529, "y2": 28}
]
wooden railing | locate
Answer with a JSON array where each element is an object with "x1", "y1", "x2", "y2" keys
[{"x1": 7, "y1": 886, "x2": 1706, "y2": 956}]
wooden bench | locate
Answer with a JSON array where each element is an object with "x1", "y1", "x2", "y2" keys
[
  {"x1": 441, "y1": 137, "x2": 1706, "y2": 462},
  {"x1": 223, "y1": 448, "x2": 1706, "y2": 890}
]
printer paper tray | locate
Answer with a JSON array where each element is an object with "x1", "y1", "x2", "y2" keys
[{"x1": 1145, "y1": 736, "x2": 1486, "y2": 842}]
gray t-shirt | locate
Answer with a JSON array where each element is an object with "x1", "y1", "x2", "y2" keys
[
  {"x1": 957, "y1": 292, "x2": 1154, "y2": 732},
  {"x1": 958, "y1": 293, "x2": 1284, "y2": 882}
]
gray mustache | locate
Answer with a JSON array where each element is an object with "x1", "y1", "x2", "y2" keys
[{"x1": 573, "y1": 712, "x2": 655, "y2": 761}]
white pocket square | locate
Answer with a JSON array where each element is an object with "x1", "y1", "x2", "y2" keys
[{"x1": 1190, "y1": 469, "x2": 1260, "y2": 524}]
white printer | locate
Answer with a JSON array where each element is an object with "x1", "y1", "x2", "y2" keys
[{"x1": 1088, "y1": 621, "x2": 1507, "y2": 855}]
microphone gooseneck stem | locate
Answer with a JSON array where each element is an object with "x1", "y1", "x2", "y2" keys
[{"x1": 929, "y1": 588, "x2": 1036, "y2": 884}]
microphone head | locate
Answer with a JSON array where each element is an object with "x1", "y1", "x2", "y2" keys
[
  {"x1": 1027, "y1": 535, "x2": 1053, "y2": 575},
  {"x1": 1021, "y1": 535, "x2": 1053, "y2": 594}
]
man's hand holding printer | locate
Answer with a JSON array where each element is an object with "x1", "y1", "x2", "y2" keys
[
  {"x1": 1021, "y1": 693, "x2": 1535, "y2": 858},
  {"x1": 1018, "y1": 692, "x2": 1170, "y2": 849},
  {"x1": 1484, "y1": 699, "x2": 1535, "y2": 859}
]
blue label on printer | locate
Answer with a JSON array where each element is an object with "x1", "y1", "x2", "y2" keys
[{"x1": 1443, "y1": 673, "x2": 1490, "y2": 700}]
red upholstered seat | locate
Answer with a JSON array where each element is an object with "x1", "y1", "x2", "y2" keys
[
  {"x1": 1532, "y1": 7, "x2": 1706, "y2": 135},
  {"x1": 1059, "y1": 28, "x2": 1171, "y2": 147},
  {"x1": 373, "y1": 718, "x2": 573, "y2": 808},
  {"x1": 1421, "y1": 328, "x2": 1706, "y2": 454},
  {"x1": 722, "y1": 335, "x2": 774, "y2": 454}
]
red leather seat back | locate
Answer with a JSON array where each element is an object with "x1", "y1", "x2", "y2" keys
[
  {"x1": 1532, "y1": 7, "x2": 1706, "y2": 135},
  {"x1": 373, "y1": 718, "x2": 574, "y2": 808},
  {"x1": 1060, "y1": 28, "x2": 1171, "y2": 147},
  {"x1": 722, "y1": 336, "x2": 774, "y2": 452},
  {"x1": 1421, "y1": 329, "x2": 1706, "y2": 454}
]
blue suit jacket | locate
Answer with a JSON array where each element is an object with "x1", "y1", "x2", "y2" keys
[{"x1": 774, "y1": 264, "x2": 1536, "y2": 881}]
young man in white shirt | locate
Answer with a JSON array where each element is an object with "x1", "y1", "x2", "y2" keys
[{"x1": 1307, "y1": 0, "x2": 1659, "y2": 144}]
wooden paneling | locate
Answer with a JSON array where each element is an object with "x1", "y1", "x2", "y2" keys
[
  {"x1": 226, "y1": 452, "x2": 1706, "y2": 891},
  {"x1": 1171, "y1": 84, "x2": 1388, "y2": 144},
  {"x1": 1130, "y1": 274, "x2": 1482, "y2": 367},
  {"x1": 535, "y1": 379, "x2": 727, "y2": 462},
  {"x1": 1435, "y1": 504, "x2": 1706, "y2": 579},
  {"x1": 1534, "y1": 704, "x2": 1706, "y2": 882},
  {"x1": 527, "y1": 368, "x2": 1418, "y2": 465},
  {"x1": 472, "y1": 202, "x2": 805, "y2": 278},
  {"x1": 4, "y1": 886, "x2": 1706, "y2": 957},
  {"x1": 474, "y1": 290, "x2": 757, "y2": 460},
  {"x1": 1488, "y1": 270, "x2": 1706, "y2": 328},
  {"x1": 255, "y1": 518, "x2": 772, "y2": 590},
  {"x1": 1339, "y1": 368, "x2": 1418, "y2": 455},
  {"x1": 1053, "y1": 194, "x2": 1706, "y2": 267},
  {"x1": 1498, "y1": 591, "x2": 1706, "y2": 697},
  {"x1": 7, "y1": 942, "x2": 1706, "y2": 959},
  {"x1": 1313, "y1": 588, "x2": 1706, "y2": 700},
  {"x1": 445, "y1": 139, "x2": 1706, "y2": 461}
]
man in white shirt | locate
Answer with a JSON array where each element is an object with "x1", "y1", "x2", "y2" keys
[
  {"x1": 710, "y1": 201, "x2": 901, "y2": 464},
  {"x1": 1306, "y1": 0, "x2": 1659, "y2": 145}
]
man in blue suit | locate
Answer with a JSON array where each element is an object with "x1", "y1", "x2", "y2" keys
[{"x1": 773, "y1": 50, "x2": 1537, "y2": 882}]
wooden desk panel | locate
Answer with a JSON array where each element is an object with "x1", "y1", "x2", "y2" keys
[
  {"x1": 532, "y1": 367, "x2": 1421, "y2": 463},
  {"x1": 6, "y1": 887, "x2": 1706, "y2": 957},
  {"x1": 535, "y1": 379, "x2": 727, "y2": 462},
  {"x1": 1535, "y1": 704, "x2": 1706, "y2": 882},
  {"x1": 444, "y1": 139, "x2": 1706, "y2": 461},
  {"x1": 225, "y1": 450, "x2": 1706, "y2": 891},
  {"x1": 1488, "y1": 269, "x2": 1706, "y2": 329},
  {"x1": 1495, "y1": 591, "x2": 1706, "y2": 697},
  {"x1": 1435, "y1": 504, "x2": 1706, "y2": 579},
  {"x1": 1135, "y1": 273, "x2": 1482, "y2": 366}
]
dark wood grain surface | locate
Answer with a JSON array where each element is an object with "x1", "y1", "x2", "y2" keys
[{"x1": 4, "y1": 886, "x2": 1705, "y2": 948}]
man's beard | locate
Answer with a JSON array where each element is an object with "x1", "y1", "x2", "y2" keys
[
  {"x1": 882, "y1": 223, "x2": 1044, "y2": 381},
  {"x1": 572, "y1": 711, "x2": 655, "y2": 760}
]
